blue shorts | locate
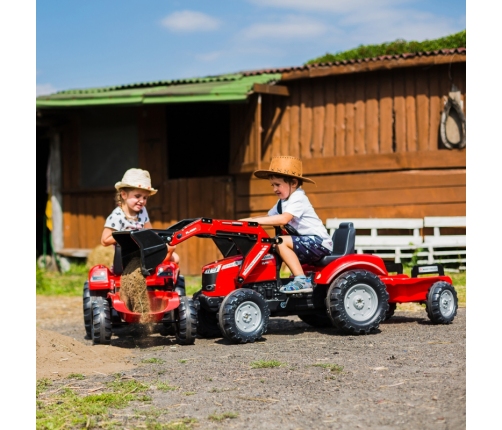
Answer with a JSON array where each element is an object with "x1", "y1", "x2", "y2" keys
[{"x1": 289, "y1": 235, "x2": 332, "y2": 265}]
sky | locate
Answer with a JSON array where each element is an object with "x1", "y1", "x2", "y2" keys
[{"x1": 36, "y1": 0, "x2": 466, "y2": 95}]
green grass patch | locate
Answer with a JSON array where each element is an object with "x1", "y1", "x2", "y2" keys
[
  {"x1": 36, "y1": 377, "x2": 150, "y2": 429},
  {"x1": 307, "y1": 30, "x2": 465, "y2": 64},
  {"x1": 184, "y1": 391, "x2": 196, "y2": 396},
  {"x1": 36, "y1": 262, "x2": 88, "y2": 296},
  {"x1": 250, "y1": 360, "x2": 283, "y2": 369},
  {"x1": 208, "y1": 412, "x2": 239, "y2": 422},
  {"x1": 185, "y1": 275, "x2": 201, "y2": 297},
  {"x1": 141, "y1": 357, "x2": 165, "y2": 364},
  {"x1": 156, "y1": 381, "x2": 178, "y2": 392},
  {"x1": 312, "y1": 363, "x2": 344, "y2": 373},
  {"x1": 36, "y1": 378, "x2": 52, "y2": 396},
  {"x1": 66, "y1": 373, "x2": 85, "y2": 380}
]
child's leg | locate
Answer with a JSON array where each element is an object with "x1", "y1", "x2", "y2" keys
[
  {"x1": 275, "y1": 236, "x2": 304, "y2": 276},
  {"x1": 276, "y1": 236, "x2": 312, "y2": 294}
]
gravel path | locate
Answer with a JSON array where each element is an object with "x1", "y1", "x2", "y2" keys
[{"x1": 37, "y1": 296, "x2": 466, "y2": 429}]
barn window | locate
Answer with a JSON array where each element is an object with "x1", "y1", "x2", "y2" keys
[
  {"x1": 166, "y1": 103, "x2": 230, "y2": 179},
  {"x1": 79, "y1": 107, "x2": 138, "y2": 188}
]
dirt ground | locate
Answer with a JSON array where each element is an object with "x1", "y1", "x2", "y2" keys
[{"x1": 36, "y1": 295, "x2": 466, "y2": 429}]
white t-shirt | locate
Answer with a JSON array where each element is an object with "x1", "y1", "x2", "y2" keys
[
  {"x1": 104, "y1": 206, "x2": 150, "y2": 231},
  {"x1": 268, "y1": 188, "x2": 333, "y2": 251}
]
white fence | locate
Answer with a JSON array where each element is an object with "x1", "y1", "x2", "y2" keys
[{"x1": 326, "y1": 217, "x2": 466, "y2": 269}]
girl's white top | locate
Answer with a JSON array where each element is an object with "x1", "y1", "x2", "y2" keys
[
  {"x1": 267, "y1": 188, "x2": 333, "y2": 251},
  {"x1": 104, "y1": 206, "x2": 150, "y2": 231}
]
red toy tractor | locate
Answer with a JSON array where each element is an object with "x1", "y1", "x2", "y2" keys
[
  {"x1": 83, "y1": 244, "x2": 197, "y2": 346},
  {"x1": 113, "y1": 218, "x2": 458, "y2": 344}
]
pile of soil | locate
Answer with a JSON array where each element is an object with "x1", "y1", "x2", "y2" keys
[
  {"x1": 120, "y1": 257, "x2": 152, "y2": 323},
  {"x1": 36, "y1": 328, "x2": 133, "y2": 380}
]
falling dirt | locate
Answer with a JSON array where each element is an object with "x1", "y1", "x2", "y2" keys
[{"x1": 119, "y1": 257, "x2": 152, "y2": 323}]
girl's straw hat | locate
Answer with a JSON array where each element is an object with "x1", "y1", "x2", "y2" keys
[
  {"x1": 114, "y1": 168, "x2": 158, "y2": 195},
  {"x1": 253, "y1": 156, "x2": 315, "y2": 184}
]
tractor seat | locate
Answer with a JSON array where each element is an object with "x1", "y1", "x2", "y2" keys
[{"x1": 313, "y1": 222, "x2": 356, "y2": 266}]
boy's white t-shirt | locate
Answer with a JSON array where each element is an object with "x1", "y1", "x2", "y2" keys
[
  {"x1": 267, "y1": 188, "x2": 333, "y2": 251},
  {"x1": 104, "y1": 206, "x2": 150, "y2": 231}
]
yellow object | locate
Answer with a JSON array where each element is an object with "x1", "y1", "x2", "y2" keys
[{"x1": 45, "y1": 195, "x2": 52, "y2": 231}]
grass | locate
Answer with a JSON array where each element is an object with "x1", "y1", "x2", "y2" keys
[
  {"x1": 36, "y1": 377, "x2": 151, "y2": 429},
  {"x1": 312, "y1": 363, "x2": 344, "y2": 373},
  {"x1": 141, "y1": 357, "x2": 165, "y2": 364},
  {"x1": 66, "y1": 373, "x2": 85, "y2": 380},
  {"x1": 307, "y1": 30, "x2": 465, "y2": 64},
  {"x1": 156, "y1": 381, "x2": 178, "y2": 392},
  {"x1": 250, "y1": 360, "x2": 284, "y2": 369},
  {"x1": 208, "y1": 412, "x2": 238, "y2": 422},
  {"x1": 185, "y1": 276, "x2": 201, "y2": 296},
  {"x1": 36, "y1": 262, "x2": 88, "y2": 296}
]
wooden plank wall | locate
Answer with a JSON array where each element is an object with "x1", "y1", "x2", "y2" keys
[{"x1": 236, "y1": 62, "x2": 466, "y2": 221}]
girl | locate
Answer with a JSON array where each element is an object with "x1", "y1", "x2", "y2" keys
[
  {"x1": 101, "y1": 168, "x2": 179, "y2": 264},
  {"x1": 240, "y1": 156, "x2": 332, "y2": 294}
]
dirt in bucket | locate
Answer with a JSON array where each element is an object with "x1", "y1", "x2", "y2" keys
[{"x1": 119, "y1": 257, "x2": 153, "y2": 324}]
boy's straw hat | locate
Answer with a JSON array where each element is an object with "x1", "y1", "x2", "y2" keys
[
  {"x1": 253, "y1": 156, "x2": 315, "y2": 184},
  {"x1": 114, "y1": 168, "x2": 158, "y2": 195}
]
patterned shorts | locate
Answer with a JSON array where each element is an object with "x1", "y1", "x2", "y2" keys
[{"x1": 290, "y1": 235, "x2": 332, "y2": 265}]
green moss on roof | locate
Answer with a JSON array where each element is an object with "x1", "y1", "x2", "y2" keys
[{"x1": 306, "y1": 30, "x2": 466, "y2": 65}]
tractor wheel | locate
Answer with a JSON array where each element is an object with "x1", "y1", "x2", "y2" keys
[
  {"x1": 298, "y1": 313, "x2": 333, "y2": 327},
  {"x1": 327, "y1": 269, "x2": 389, "y2": 335},
  {"x1": 218, "y1": 289, "x2": 270, "y2": 344},
  {"x1": 426, "y1": 281, "x2": 458, "y2": 324},
  {"x1": 385, "y1": 303, "x2": 397, "y2": 321},
  {"x1": 83, "y1": 282, "x2": 92, "y2": 339},
  {"x1": 91, "y1": 296, "x2": 112, "y2": 345},
  {"x1": 175, "y1": 296, "x2": 197, "y2": 345},
  {"x1": 174, "y1": 274, "x2": 186, "y2": 297},
  {"x1": 161, "y1": 310, "x2": 176, "y2": 336}
]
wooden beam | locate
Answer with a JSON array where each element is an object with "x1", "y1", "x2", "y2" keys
[
  {"x1": 253, "y1": 83, "x2": 290, "y2": 96},
  {"x1": 281, "y1": 53, "x2": 466, "y2": 81}
]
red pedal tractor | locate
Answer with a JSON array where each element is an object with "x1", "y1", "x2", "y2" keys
[
  {"x1": 113, "y1": 218, "x2": 458, "y2": 344},
  {"x1": 83, "y1": 243, "x2": 197, "y2": 345}
]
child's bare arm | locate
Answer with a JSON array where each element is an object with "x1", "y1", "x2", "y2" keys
[
  {"x1": 239, "y1": 213, "x2": 293, "y2": 226},
  {"x1": 101, "y1": 227, "x2": 116, "y2": 246}
]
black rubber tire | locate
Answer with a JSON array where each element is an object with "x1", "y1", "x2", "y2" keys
[
  {"x1": 175, "y1": 296, "x2": 197, "y2": 345},
  {"x1": 218, "y1": 289, "x2": 270, "y2": 344},
  {"x1": 385, "y1": 303, "x2": 397, "y2": 321},
  {"x1": 162, "y1": 310, "x2": 176, "y2": 336},
  {"x1": 327, "y1": 269, "x2": 389, "y2": 335},
  {"x1": 298, "y1": 313, "x2": 333, "y2": 327},
  {"x1": 426, "y1": 281, "x2": 458, "y2": 324},
  {"x1": 175, "y1": 274, "x2": 186, "y2": 297},
  {"x1": 197, "y1": 307, "x2": 221, "y2": 338},
  {"x1": 83, "y1": 282, "x2": 92, "y2": 338},
  {"x1": 91, "y1": 296, "x2": 112, "y2": 345}
]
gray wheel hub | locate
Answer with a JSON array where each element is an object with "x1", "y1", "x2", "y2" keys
[
  {"x1": 439, "y1": 290, "x2": 455, "y2": 317},
  {"x1": 344, "y1": 283, "x2": 378, "y2": 322},
  {"x1": 235, "y1": 301, "x2": 262, "y2": 333}
]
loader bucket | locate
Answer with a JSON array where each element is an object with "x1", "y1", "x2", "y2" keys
[{"x1": 112, "y1": 229, "x2": 167, "y2": 276}]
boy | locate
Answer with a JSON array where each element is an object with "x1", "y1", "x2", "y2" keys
[{"x1": 240, "y1": 156, "x2": 333, "y2": 293}]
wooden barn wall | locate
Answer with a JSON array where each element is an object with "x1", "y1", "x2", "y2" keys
[{"x1": 236, "y1": 62, "x2": 466, "y2": 221}]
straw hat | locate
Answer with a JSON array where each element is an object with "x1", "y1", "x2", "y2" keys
[
  {"x1": 253, "y1": 156, "x2": 315, "y2": 184},
  {"x1": 114, "y1": 168, "x2": 158, "y2": 195}
]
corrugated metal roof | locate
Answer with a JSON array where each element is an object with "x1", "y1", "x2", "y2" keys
[
  {"x1": 36, "y1": 73, "x2": 281, "y2": 108},
  {"x1": 36, "y1": 48, "x2": 465, "y2": 108}
]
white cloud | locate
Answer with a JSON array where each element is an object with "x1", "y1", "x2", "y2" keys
[
  {"x1": 195, "y1": 51, "x2": 224, "y2": 62},
  {"x1": 161, "y1": 10, "x2": 220, "y2": 32},
  {"x1": 36, "y1": 83, "x2": 57, "y2": 96},
  {"x1": 241, "y1": 16, "x2": 327, "y2": 40}
]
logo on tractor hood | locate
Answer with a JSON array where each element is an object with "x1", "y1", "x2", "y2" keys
[{"x1": 204, "y1": 265, "x2": 221, "y2": 274}]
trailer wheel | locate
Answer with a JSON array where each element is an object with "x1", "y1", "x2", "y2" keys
[
  {"x1": 385, "y1": 303, "x2": 397, "y2": 321},
  {"x1": 218, "y1": 289, "x2": 270, "y2": 344},
  {"x1": 298, "y1": 313, "x2": 333, "y2": 327},
  {"x1": 91, "y1": 297, "x2": 112, "y2": 345},
  {"x1": 327, "y1": 269, "x2": 389, "y2": 335},
  {"x1": 83, "y1": 282, "x2": 92, "y2": 338},
  {"x1": 426, "y1": 281, "x2": 458, "y2": 324},
  {"x1": 175, "y1": 296, "x2": 197, "y2": 345}
]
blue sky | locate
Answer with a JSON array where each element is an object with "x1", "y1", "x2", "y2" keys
[{"x1": 36, "y1": 0, "x2": 466, "y2": 95}]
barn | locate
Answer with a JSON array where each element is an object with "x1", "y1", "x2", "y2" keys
[{"x1": 36, "y1": 48, "x2": 466, "y2": 274}]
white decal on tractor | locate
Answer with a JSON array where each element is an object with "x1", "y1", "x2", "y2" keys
[
  {"x1": 241, "y1": 246, "x2": 268, "y2": 276},
  {"x1": 418, "y1": 266, "x2": 438, "y2": 273},
  {"x1": 222, "y1": 260, "x2": 242, "y2": 270},
  {"x1": 185, "y1": 227, "x2": 198, "y2": 235},
  {"x1": 204, "y1": 265, "x2": 221, "y2": 274}
]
